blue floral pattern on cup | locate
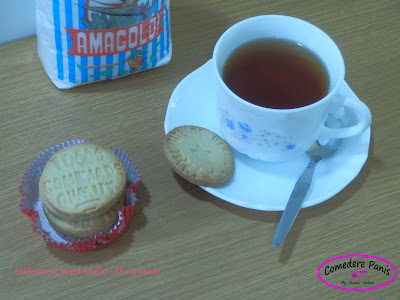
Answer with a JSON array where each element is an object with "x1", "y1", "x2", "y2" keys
[
  {"x1": 238, "y1": 122, "x2": 252, "y2": 133},
  {"x1": 286, "y1": 144, "x2": 296, "y2": 150},
  {"x1": 226, "y1": 118, "x2": 235, "y2": 130},
  {"x1": 221, "y1": 112, "x2": 296, "y2": 151}
]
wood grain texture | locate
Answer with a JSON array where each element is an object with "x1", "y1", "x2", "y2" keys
[{"x1": 1, "y1": 1, "x2": 399, "y2": 299}]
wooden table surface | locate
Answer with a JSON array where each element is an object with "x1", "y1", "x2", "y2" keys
[{"x1": 1, "y1": 1, "x2": 399, "y2": 299}]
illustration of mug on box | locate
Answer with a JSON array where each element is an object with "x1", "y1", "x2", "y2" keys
[{"x1": 35, "y1": 0, "x2": 172, "y2": 89}]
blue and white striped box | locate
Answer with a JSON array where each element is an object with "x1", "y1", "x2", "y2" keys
[{"x1": 36, "y1": 0, "x2": 172, "y2": 89}]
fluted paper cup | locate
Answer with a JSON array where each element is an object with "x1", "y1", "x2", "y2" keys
[{"x1": 19, "y1": 140, "x2": 140, "y2": 252}]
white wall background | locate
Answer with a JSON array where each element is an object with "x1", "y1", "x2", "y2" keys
[{"x1": 0, "y1": 1, "x2": 36, "y2": 45}]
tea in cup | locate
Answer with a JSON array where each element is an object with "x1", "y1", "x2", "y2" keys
[{"x1": 213, "y1": 15, "x2": 371, "y2": 162}]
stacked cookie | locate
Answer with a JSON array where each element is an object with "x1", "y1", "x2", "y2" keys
[{"x1": 39, "y1": 143, "x2": 126, "y2": 239}]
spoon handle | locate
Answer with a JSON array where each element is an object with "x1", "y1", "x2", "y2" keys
[{"x1": 272, "y1": 160, "x2": 317, "y2": 247}]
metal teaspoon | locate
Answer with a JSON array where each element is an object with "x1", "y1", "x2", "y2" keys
[{"x1": 272, "y1": 117, "x2": 343, "y2": 247}]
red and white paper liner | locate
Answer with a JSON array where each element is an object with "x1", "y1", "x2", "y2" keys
[{"x1": 19, "y1": 140, "x2": 141, "y2": 252}]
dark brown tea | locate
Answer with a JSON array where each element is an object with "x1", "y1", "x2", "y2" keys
[{"x1": 222, "y1": 39, "x2": 329, "y2": 109}]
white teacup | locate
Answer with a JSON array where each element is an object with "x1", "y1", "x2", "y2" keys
[{"x1": 213, "y1": 15, "x2": 371, "y2": 162}]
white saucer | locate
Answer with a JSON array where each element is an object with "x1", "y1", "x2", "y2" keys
[{"x1": 164, "y1": 60, "x2": 370, "y2": 211}]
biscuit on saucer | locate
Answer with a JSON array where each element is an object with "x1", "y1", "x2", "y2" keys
[{"x1": 164, "y1": 126, "x2": 234, "y2": 187}]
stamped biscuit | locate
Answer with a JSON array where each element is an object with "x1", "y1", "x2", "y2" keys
[
  {"x1": 43, "y1": 194, "x2": 125, "y2": 239},
  {"x1": 164, "y1": 126, "x2": 235, "y2": 187},
  {"x1": 39, "y1": 143, "x2": 126, "y2": 221}
]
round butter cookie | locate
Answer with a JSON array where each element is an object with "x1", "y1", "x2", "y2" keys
[
  {"x1": 164, "y1": 126, "x2": 234, "y2": 187},
  {"x1": 39, "y1": 143, "x2": 126, "y2": 221},
  {"x1": 43, "y1": 195, "x2": 125, "y2": 239}
]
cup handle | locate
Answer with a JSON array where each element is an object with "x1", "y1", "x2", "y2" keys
[{"x1": 319, "y1": 97, "x2": 372, "y2": 139}]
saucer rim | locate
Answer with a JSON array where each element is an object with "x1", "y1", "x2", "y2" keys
[{"x1": 164, "y1": 59, "x2": 371, "y2": 211}]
